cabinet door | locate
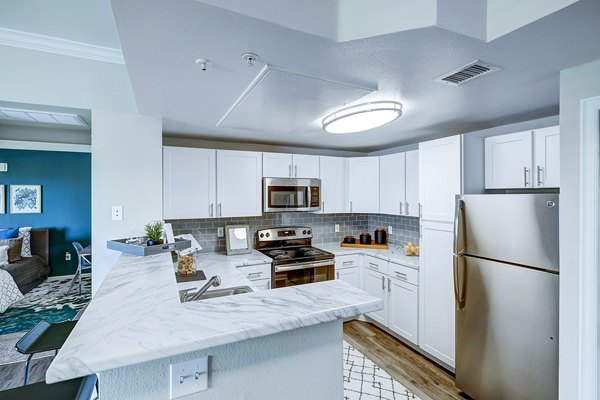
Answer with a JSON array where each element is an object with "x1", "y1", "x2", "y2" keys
[
  {"x1": 252, "y1": 278, "x2": 271, "y2": 291},
  {"x1": 216, "y1": 150, "x2": 262, "y2": 217},
  {"x1": 163, "y1": 147, "x2": 216, "y2": 219},
  {"x1": 363, "y1": 268, "x2": 388, "y2": 326},
  {"x1": 533, "y1": 126, "x2": 560, "y2": 188},
  {"x1": 336, "y1": 267, "x2": 360, "y2": 288},
  {"x1": 293, "y1": 154, "x2": 320, "y2": 178},
  {"x1": 263, "y1": 152, "x2": 293, "y2": 178},
  {"x1": 348, "y1": 157, "x2": 380, "y2": 213},
  {"x1": 419, "y1": 136, "x2": 462, "y2": 222},
  {"x1": 388, "y1": 278, "x2": 418, "y2": 345},
  {"x1": 419, "y1": 221, "x2": 455, "y2": 367},
  {"x1": 319, "y1": 156, "x2": 348, "y2": 213},
  {"x1": 379, "y1": 153, "x2": 406, "y2": 216},
  {"x1": 484, "y1": 131, "x2": 533, "y2": 189},
  {"x1": 405, "y1": 150, "x2": 420, "y2": 217}
]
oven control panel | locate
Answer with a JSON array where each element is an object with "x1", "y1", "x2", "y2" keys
[{"x1": 257, "y1": 227, "x2": 312, "y2": 241}]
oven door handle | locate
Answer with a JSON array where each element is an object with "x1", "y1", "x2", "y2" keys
[{"x1": 274, "y1": 260, "x2": 334, "y2": 272}]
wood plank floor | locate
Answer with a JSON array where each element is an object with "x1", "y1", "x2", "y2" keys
[{"x1": 344, "y1": 320, "x2": 468, "y2": 400}]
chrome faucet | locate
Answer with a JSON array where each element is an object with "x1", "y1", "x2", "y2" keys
[{"x1": 185, "y1": 275, "x2": 222, "y2": 302}]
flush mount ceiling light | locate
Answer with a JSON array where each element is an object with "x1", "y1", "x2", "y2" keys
[{"x1": 322, "y1": 101, "x2": 402, "y2": 134}]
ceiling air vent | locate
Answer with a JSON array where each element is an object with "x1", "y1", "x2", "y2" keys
[{"x1": 435, "y1": 60, "x2": 501, "y2": 86}]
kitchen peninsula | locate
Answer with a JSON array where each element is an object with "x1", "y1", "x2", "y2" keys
[{"x1": 45, "y1": 250, "x2": 382, "y2": 400}]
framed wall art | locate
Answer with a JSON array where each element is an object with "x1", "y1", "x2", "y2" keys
[{"x1": 10, "y1": 185, "x2": 42, "y2": 214}]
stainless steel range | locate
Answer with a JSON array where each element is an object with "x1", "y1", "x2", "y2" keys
[{"x1": 256, "y1": 227, "x2": 334, "y2": 288}]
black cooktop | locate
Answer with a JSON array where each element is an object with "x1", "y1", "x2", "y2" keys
[{"x1": 259, "y1": 246, "x2": 334, "y2": 265}]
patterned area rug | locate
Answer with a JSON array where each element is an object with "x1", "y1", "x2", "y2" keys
[
  {"x1": 344, "y1": 341, "x2": 420, "y2": 400},
  {"x1": 0, "y1": 274, "x2": 91, "y2": 336}
]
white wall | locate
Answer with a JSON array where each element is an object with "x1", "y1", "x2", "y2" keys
[
  {"x1": 558, "y1": 58, "x2": 600, "y2": 399},
  {"x1": 101, "y1": 320, "x2": 343, "y2": 400},
  {"x1": 487, "y1": 0, "x2": 579, "y2": 41},
  {"x1": 91, "y1": 110, "x2": 162, "y2": 293},
  {"x1": 337, "y1": 0, "x2": 437, "y2": 42}
]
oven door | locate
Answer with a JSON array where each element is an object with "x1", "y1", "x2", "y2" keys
[
  {"x1": 274, "y1": 260, "x2": 334, "y2": 288},
  {"x1": 263, "y1": 178, "x2": 321, "y2": 212}
]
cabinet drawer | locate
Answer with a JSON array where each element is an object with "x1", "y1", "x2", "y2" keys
[
  {"x1": 364, "y1": 256, "x2": 389, "y2": 275},
  {"x1": 236, "y1": 263, "x2": 271, "y2": 281},
  {"x1": 335, "y1": 255, "x2": 360, "y2": 270},
  {"x1": 389, "y1": 262, "x2": 418, "y2": 285}
]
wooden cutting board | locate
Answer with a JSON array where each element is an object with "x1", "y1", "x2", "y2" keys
[{"x1": 340, "y1": 242, "x2": 389, "y2": 250}]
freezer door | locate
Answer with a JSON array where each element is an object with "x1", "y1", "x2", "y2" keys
[
  {"x1": 459, "y1": 194, "x2": 559, "y2": 271},
  {"x1": 455, "y1": 256, "x2": 558, "y2": 400}
]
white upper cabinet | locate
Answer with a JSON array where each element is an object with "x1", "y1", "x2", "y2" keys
[
  {"x1": 262, "y1": 153, "x2": 293, "y2": 178},
  {"x1": 293, "y1": 154, "x2": 320, "y2": 179},
  {"x1": 405, "y1": 150, "x2": 420, "y2": 217},
  {"x1": 163, "y1": 147, "x2": 216, "y2": 219},
  {"x1": 380, "y1": 153, "x2": 406, "y2": 216},
  {"x1": 419, "y1": 136, "x2": 462, "y2": 223},
  {"x1": 319, "y1": 156, "x2": 348, "y2": 213},
  {"x1": 484, "y1": 126, "x2": 560, "y2": 189},
  {"x1": 485, "y1": 131, "x2": 533, "y2": 189},
  {"x1": 216, "y1": 150, "x2": 262, "y2": 218},
  {"x1": 349, "y1": 157, "x2": 380, "y2": 213},
  {"x1": 263, "y1": 153, "x2": 320, "y2": 178},
  {"x1": 533, "y1": 126, "x2": 560, "y2": 188}
]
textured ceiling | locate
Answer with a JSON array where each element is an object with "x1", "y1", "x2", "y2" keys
[{"x1": 111, "y1": 0, "x2": 600, "y2": 151}]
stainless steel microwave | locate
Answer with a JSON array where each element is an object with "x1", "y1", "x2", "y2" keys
[{"x1": 263, "y1": 178, "x2": 321, "y2": 212}]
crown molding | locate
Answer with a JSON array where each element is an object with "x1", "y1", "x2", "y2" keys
[
  {"x1": 0, "y1": 139, "x2": 91, "y2": 153},
  {"x1": 0, "y1": 27, "x2": 124, "y2": 64}
]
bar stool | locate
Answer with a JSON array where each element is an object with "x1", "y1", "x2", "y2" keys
[
  {"x1": 66, "y1": 242, "x2": 92, "y2": 295},
  {"x1": 0, "y1": 374, "x2": 97, "y2": 400},
  {"x1": 15, "y1": 320, "x2": 77, "y2": 385}
]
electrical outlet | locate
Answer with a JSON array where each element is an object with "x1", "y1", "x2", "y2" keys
[
  {"x1": 65, "y1": 252, "x2": 71, "y2": 261},
  {"x1": 111, "y1": 206, "x2": 123, "y2": 221},
  {"x1": 335, "y1": 224, "x2": 340, "y2": 233},
  {"x1": 169, "y1": 357, "x2": 208, "y2": 399},
  {"x1": 388, "y1": 225, "x2": 393, "y2": 234},
  {"x1": 217, "y1": 227, "x2": 224, "y2": 237}
]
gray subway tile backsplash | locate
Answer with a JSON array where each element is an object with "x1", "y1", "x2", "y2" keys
[{"x1": 167, "y1": 212, "x2": 419, "y2": 253}]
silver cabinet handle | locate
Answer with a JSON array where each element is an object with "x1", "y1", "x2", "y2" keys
[
  {"x1": 294, "y1": 165, "x2": 297, "y2": 177},
  {"x1": 537, "y1": 165, "x2": 543, "y2": 186},
  {"x1": 322, "y1": 201, "x2": 324, "y2": 212},
  {"x1": 395, "y1": 270, "x2": 407, "y2": 277},
  {"x1": 381, "y1": 275, "x2": 385, "y2": 290},
  {"x1": 209, "y1": 203, "x2": 214, "y2": 217},
  {"x1": 336, "y1": 271, "x2": 340, "y2": 279},
  {"x1": 369, "y1": 262, "x2": 379, "y2": 270},
  {"x1": 267, "y1": 280, "x2": 270, "y2": 290},
  {"x1": 218, "y1": 203, "x2": 222, "y2": 217},
  {"x1": 524, "y1": 166, "x2": 530, "y2": 187},
  {"x1": 342, "y1": 261, "x2": 354, "y2": 265},
  {"x1": 405, "y1": 202, "x2": 409, "y2": 216},
  {"x1": 248, "y1": 272, "x2": 263, "y2": 277},
  {"x1": 419, "y1": 203, "x2": 422, "y2": 218},
  {"x1": 399, "y1": 201, "x2": 403, "y2": 215},
  {"x1": 289, "y1": 165, "x2": 292, "y2": 177},
  {"x1": 388, "y1": 277, "x2": 391, "y2": 293},
  {"x1": 350, "y1": 201, "x2": 353, "y2": 213}
]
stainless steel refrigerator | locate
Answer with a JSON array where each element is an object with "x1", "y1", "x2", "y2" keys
[{"x1": 453, "y1": 194, "x2": 559, "y2": 400}]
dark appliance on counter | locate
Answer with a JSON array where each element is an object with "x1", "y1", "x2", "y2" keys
[
  {"x1": 343, "y1": 236, "x2": 356, "y2": 244},
  {"x1": 256, "y1": 227, "x2": 334, "y2": 288},
  {"x1": 374, "y1": 228, "x2": 387, "y2": 245},
  {"x1": 359, "y1": 232, "x2": 372, "y2": 245}
]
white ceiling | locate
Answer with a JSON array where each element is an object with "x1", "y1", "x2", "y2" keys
[{"x1": 110, "y1": 0, "x2": 600, "y2": 152}]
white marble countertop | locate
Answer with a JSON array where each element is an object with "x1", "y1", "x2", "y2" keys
[
  {"x1": 46, "y1": 250, "x2": 382, "y2": 383},
  {"x1": 317, "y1": 242, "x2": 420, "y2": 269}
]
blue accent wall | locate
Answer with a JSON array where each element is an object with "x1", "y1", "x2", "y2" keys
[{"x1": 0, "y1": 149, "x2": 91, "y2": 276}]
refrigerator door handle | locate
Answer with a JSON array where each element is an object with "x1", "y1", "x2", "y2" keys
[
  {"x1": 453, "y1": 254, "x2": 466, "y2": 310},
  {"x1": 453, "y1": 197, "x2": 466, "y2": 310},
  {"x1": 453, "y1": 197, "x2": 466, "y2": 255}
]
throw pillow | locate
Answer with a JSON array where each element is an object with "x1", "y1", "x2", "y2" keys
[
  {"x1": 0, "y1": 238, "x2": 23, "y2": 263},
  {"x1": 0, "y1": 269, "x2": 24, "y2": 313},
  {"x1": 0, "y1": 228, "x2": 19, "y2": 239},
  {"x1": 18, "y1": 227, "x2": 32, "y2": 257},
  {"x1": 0, "y1": 245, "x2": 8, "y2": 267}
]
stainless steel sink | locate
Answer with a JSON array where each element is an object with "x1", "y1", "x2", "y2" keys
[{"x1": 179, "y1": 286, "x2": 253, "y2": 302}]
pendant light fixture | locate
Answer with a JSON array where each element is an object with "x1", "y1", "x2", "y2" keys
[{"x1": 322, "y1": 101, "x2": 403, "y2": 134}]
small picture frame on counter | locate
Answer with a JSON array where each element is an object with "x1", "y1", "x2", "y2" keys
[{"x1": 225, "y1": 224, "x2": 251, "y2": 256}]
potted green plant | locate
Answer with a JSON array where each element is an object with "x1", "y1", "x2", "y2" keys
[{"x1": 144, "y1": 221, "x2": 164, "y2": 246}]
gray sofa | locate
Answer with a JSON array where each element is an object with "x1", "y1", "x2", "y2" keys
[{"x1": 1, "y1": 229, "x2": 51, "y2": 294}]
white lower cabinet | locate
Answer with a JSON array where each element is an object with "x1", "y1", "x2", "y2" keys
[
  {"x1": 336, "y1": 267, "x2": 360, "y2": 288},
  {"x1": 363, "y1": 267, "x2": 388, "y2": 326},
  {"x1": 252, "y1": 278, "x2": 271, "y2": 291},
  {"x1": 388, "y1": 277, "x2": 418, "y2": 344},
  {"x1": 236, "y1": 263, "x2": 271, "y2": 291}
]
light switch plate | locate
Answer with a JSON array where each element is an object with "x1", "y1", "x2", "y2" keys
[
  {"x1": 388, "y1": 225, "x2": 393, "y2": 234},
  {"x1": 169, "y1": 357, "x2": 208, "y2": 399},
  {"x1": 0, "y1": 163, "x2": 7, "y2": 172},
  {"x1": 111, "y1": 206, "x2": 123, "y2": 221},
  {"x1": 334, "y1": 224, "x2": 340, "y2": 233},
  {"x1": 217, "y1": 227, "x2": 224, "y2": 237}
]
